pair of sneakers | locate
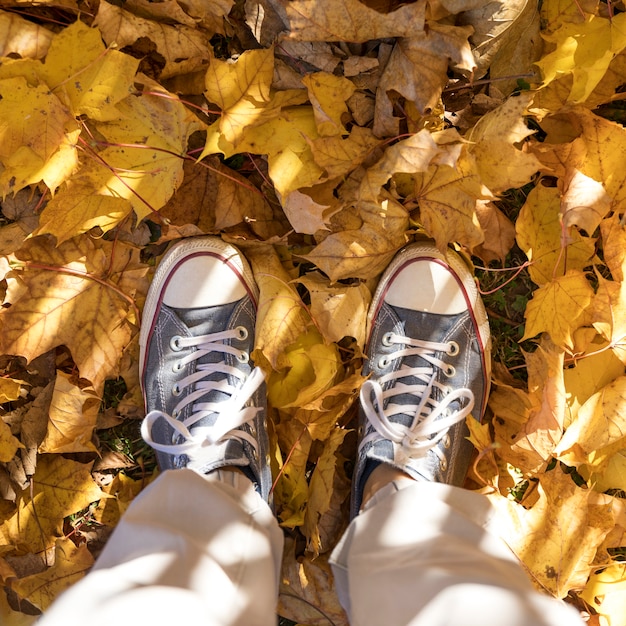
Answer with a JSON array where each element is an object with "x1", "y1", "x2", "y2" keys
[{"x1": 139, "y1": 237, "x2": 491, "y2": 515}]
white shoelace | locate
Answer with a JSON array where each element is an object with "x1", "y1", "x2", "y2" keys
[
  {"x1": 141, "y1": 328, "x2": 265, "y2": 466},
  {"x1": 360, "y1": 332, "x2": 475, "y2": 467}
]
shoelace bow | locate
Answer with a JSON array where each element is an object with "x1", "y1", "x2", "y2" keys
[
  {"x1": 142, "y1": 327, "x2": 265, "y2": 466},
  {"x1": 360, "y1": 332, "x2": 475, "y2": 467}
]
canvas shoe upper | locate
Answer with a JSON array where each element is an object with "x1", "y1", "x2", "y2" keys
[
  {"x1": 139, "y1": 236, "x2": 271, "y2": 502},
  {"x1": 352, "y1": 241, "x2": 491, "y2": 517}
]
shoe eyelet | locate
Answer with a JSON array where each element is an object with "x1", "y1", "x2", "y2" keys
[
  {"x1": 172, "y1": 361, "x2": 183, "y2": 373},
  {"x1": 444, "y1": 364, "x2": 456, "y2": 378},
  {"x1": 172, "y1": 383, "x2": 182, "y2": 397},
  {"x1": 382, "y1": 332, "x2": 394, "y2": 347},
  {"x1": 237, "y1": 351, "x2": 250, "y2": 364},
  {"x1": 440, "y1": 457, "x2": 448, "y2": 472},
  {"x1": 170, "y1": 336, "x2": 183, "y2": 351},
  {"x1": 236, "y1": 326, "x2": 249, "y2": 340},
  {"x1": 172, "y1": 409, "x2": 180, "y2": 419},
  {"x1": 447, "y1": 341, "x2": 460, "y2": 356},
  {"x1": 378, "y1": 356, "x2": 390, "y2": 368},
  {"x1": 443, "y1": 433, "x2": 451, "y2": 449}
]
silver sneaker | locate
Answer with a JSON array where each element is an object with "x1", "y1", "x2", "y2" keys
[{"x1": 352, "y1": 241, "x2": 491, "y2": 516}]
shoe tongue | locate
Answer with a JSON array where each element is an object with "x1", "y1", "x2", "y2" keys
[{"x1": 172, "y1": 302, "x2": 236, "y2": 335}]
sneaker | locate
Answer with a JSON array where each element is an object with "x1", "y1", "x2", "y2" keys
[
  {"x1": 352, "y1": 241, "x2": 491, "y2": 516},
  {"x1": 139, "y1": 236, "x2": 271, "y2": 502}
]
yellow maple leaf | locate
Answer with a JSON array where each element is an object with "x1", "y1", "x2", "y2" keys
[
  {"x1": 0, "y1": 76, "x2": 80, "y2": 195},
  {"x1": 580, "y1": 561, "x2": 626, "y2": 626},
  {"x1": 468, "y1": 92, "x2": 542, "y2": 193},
  {"x1": 563, "y1": 329, "x2": 624, "y2": 426},
  {"x1": 488, "y1": 466, "x2": 614, "y2": 598},
  {"x1": 515, "y1": 183, "x2": 596, "y2": 285},
  {"x1": 205, "y1": 47, "x2": 274, "y2": 145},
  {"x1": 38, "y1": 372, "x2": 99, "y2": 454},
  {"x1": 41, "y1": 20, "x2": 139, "y2": 121},
  {"x1": 0, "y1": 418, "x2": 24, "y2": 463},
  {"x1": 601, "y1": 214, "x2": 626, "y2": 282},
  {"x1": 555, "y1": 376, "x2": 626, "y2": 470},
  {"x1": 593, "y1": 273, "x2": 626, "y2": 364},
  {"x1": 1, "y1": 456, "x2": 106, "y2": 553},
  {"x1": 285, "y1": 0, "x2": 426, "y2": 42},
  {"x1": 245, "y1": 244, "x2": 310, "y2": 369},
  {"x1": 0, "y1": 236, "x2": 143, "y2": 391},
  {"x1": 302, "y1": 72, "x2": 355, "y2": 137},
  {"x1": 536, "y1": 12, "x2": 626, "y2": 103},
  {"x1": 11, "y1": 538, "x2": 94, "y2": 611},
  {"x1": 522, "y1": 270, "x2": 595, "y2": 349},
  {"x1": 268, "y1": 328, "x2": 340, "y2": 409},
  {"x1": 36, "y1": 83, "x2": 200, "y2": 240}
]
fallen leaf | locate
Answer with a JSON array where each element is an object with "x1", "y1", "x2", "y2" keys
[
  {"x1": 376, "y1": 22, "x2": 475, "y2": 117},
  {"x1": 522, "y1": 270, "x2": 595, "y2": 349},
  {"x1": 205, "y1": 47, "x2": 274, "y2": 145},
  {"x1": 38, "y1": 372, "x2": 99, "y2": 454},
  {"x1": 601, "y1": 215, "x2": 626, "y2": 282},
  {"x1": 11, "y1": 538, "x2": 94, "y2": 611},
  {"x1": 580, "y1": 561, "x2": 626, "y2": 626},
  {"x1": 246, "y1": 244, "x2": 310, "y2": 369},
  {"x1": 412, "y1": 149, "x2": 485, "y2": 251},
  {"x1": 0, "y1": 12, "x2": 53, "y2": 59},
  {"x1": 284, "y1": 0, "x2": 426, "y2": 43},
  {"x1": 298, "y1": 272, "x2": 370, "y2": 346},
  {"x1": 468, "y1": 92, "x2": 542, "y2": 193},
  {"x1": 536, "y1": 12, "x2": 626, "y2": 103},
  {"x1": 555, "y1": 376, "x2": 626, "y2": 470},
  {"x1": 96, "y1": 0, "x2": 211, "y2": 79},
  {"x1": 0, "y1": 236, "x2": 141, "y2": 391},
  {"x1": 302, "y1": 72, "x2": 355, "y2": 137},
  {"x1": 41, "y1": 20, "x2": 139, "y2": 121},
  {"x1": 488, "y1": 466, "x2": 614, "y2": 598},
  {"x1": 303, "y1": 428, "x2": 348, "y2": 556},
  {"x1": 0, "y1": 77, "x2": 80, "y2": 196},
  {"x1": 267, "y1": 329, "x2": 340, "y2": 409},
  {"x1": 473, "y1": 200, "x2": 516, "y2": 263},
  {"x1": 310, "y1": 125, "x2": 381, "y2": 179},
  {"x1": 1, "y1": 456, "x2": 106, "y2": 553},
  {"x1": 304, "y1": 196, "x2": 408, "y2": 281},
  {"x1": 279, "y1": 537, "x2": 348, "y2": 626},
  {"x1": 516, "y1": 183, "x2": 596, "y2": 285},
  {"x1": 281, "y1": 189, "x2": 330, "y2": 235},
  {"x1": 0, "y1": 419, "x2": 24, "y2": 463}
]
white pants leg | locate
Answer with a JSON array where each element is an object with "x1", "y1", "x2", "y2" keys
[
  {"x1": 39, "y1": 469, "x2": 283, "y2": 626},
  {"x1": 330, "y1": 480, "x2": 585, "y2": 626}
]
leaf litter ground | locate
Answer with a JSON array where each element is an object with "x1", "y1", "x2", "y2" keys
[{"x1": 1, "y1": 1, "x2": 626, "y2": 624}]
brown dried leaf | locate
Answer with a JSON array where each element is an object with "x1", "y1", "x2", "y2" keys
[
  {"x1": 95, "y1": 0, "x2": 211, "y2": 78},
  {"x1": 284, "y1": 0, "x2": 426, "y2": 43},
  {"x1": 38, "y1": 372, "x2": 99, "y2": 454}
]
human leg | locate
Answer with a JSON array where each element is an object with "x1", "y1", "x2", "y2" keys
[
  {"x1": 330, "y1": 241, "x2": 584, "y2": 626},
  {"x1": 40, "y1": 237, "x2": 282, "y2": 626}
]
